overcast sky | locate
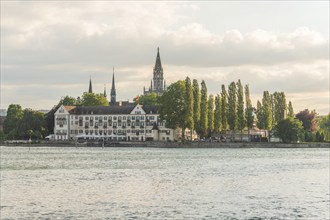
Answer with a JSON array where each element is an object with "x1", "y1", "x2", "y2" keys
[{"x1": 1, "y1": 1, "x2": 329, "y2": 115}]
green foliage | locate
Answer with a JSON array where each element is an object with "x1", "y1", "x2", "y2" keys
[
  {"x1": 287, "y1": 101, "x2": 294, "y2": 118},
  {"x1": 273, "y1": 92, "x2": 286, "y2": 125},
  {"x1": 4, "y1": 105, "x2": 48, "y2": 140},
  {"x1": 80, "y1": 92, "x2": 109, "y2": 106},
  {"x1": 262, "y1": 91, "x2": 273, "y2": 130},
  {"x1": 134, "y1": 93, "x2": 159, "y2": 105},
  {"x1": 159, "y1": 80, "x2": 186, "y2": 134},
  {"x1": 236, "y1": 80, "x2": 245, "y2": 132},
  {"x1": 245, "y1": 84, "x2": 254, "y2": 129},
  {"x1": 185, "y1": 77, "x2": 194, "y2": 130},
  {"x1": 192, "y1": 79, "x2": 201, "y2": 132},
  {"x1": 227, "y1": 81, "x2": 237, "y2": 131},
  {"x1": 3, "y1": 104, "x2": 23, "y2": 136},
  {"x1": 214, "y1": 95, "x2": 222, "y2": 133},
  {"x1": 62, "y1": 96, "x2": 77, "y2": 106},
  {"x1": 220, "y1": 85, "x2": 228, "y2": 132},
  {"x1": 200, "y1": 80, "x2": 208, "y2": 137},
  {"x1": 0, "y1": 130, "x2": 5, "y2": 141},
  {"x1": 208, "y1": 94, "x2": 214, "y2": 134},
  {"x1": 318, "y1": 113, "x2": 330, "y2": 142},
  {"x1": 274, "y1": 117, "x2": 304, "y2": 143}
]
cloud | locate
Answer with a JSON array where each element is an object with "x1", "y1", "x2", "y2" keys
[{"x1": 1, "y1": 1, "x2": 329, "y2": 114}]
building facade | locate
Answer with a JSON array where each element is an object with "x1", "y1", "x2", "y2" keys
[
  {"x1": 54, "y1": 104, "x2": 174, "y2": 141},
  {"x1": 144, "y1": 47, "x2": 166, "y2": 95}
]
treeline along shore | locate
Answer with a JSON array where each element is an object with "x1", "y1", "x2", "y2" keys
[{"x1": 1, "y1": 140, "x2": 329, "y2": 148}]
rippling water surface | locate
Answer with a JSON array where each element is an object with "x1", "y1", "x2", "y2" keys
[{"x1": 1, "y1": 146, "x2": 329, "y2": 219}]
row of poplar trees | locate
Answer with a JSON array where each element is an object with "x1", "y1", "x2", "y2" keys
[{"x1": 159, "y1": 77, "x2": 294, "y2": 142}]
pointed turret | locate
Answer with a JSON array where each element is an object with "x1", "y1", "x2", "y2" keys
[
  {"x1": 88, "y1": 76, "x2": 93, "y2": 93},
  {"x1": 153, "y1": 47, "x2": 164, "y2": 93},
  {"x1": 110, "y1": 67, "x2": 116, "y2": 105},
  {"x1": 103, "y1": 84, "x2": 107, "y2": 97}
]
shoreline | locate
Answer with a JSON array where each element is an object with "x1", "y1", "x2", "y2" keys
[{"x1": 1, "y1": 140, "x2": 329, "y2": 148}]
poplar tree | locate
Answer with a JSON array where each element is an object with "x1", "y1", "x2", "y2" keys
[
  {"x1": 256, "y1": 100, "x2": 264, "y2": 129},
  {"x1": 236, "y1": 80, "x2": 245, "y2": 141},
  {"x1": 221, "y1": 84, "x2": 228, "y2": 133},
  {"x1": 287, "y1": 101, "x2": 294, "y2": 118},
  {"x1": 214, "y1": 95, "x2": 222, "y2": 133},
  {"x1": 192, "y1": 79, "x2": 201, "y2": 133},
  {"x1": 200, "y1": 80, "x2": 208, "y2": 137},
  {"x1": 208, "y1": 94, "x2": 215, "y2": 134},
  {"x1": 245, "y1": 85, "x2": 254, "y2": 135},
  {"x1": 273, "y1": 92, "x2": 287, "y2": 125},
  {"x1": 185, "y1": 77, "x2": 194, "y2": 140},
  {"x1": 262, "y1": 91, "x2": 273, "y2": 131},
  {"x1": 228, "y1": 81, "x2": 237, "y2": 140}
]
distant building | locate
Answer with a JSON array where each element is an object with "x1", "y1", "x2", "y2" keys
[
  {"x1": 144, "y1": 47, "x2": 166, "y2": 95},
  {"x1": 54, "y1": 104, "x2": 174, "y2": 141}
]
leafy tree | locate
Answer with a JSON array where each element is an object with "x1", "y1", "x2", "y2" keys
[
  {"x1": 62, "y1": 96, "x2": 77, "y2": 106},
  {"x1": 134, "y1": 93, "x2": 159, "y2": 105},
  {"x1": 273, "y1": 92, "x2": 286, "y2": 125},
  {"x1": 245, "y1": 84, "x2": 254, "y2": 132},
  {"x1": 228, "y1": 82, "x2": 237, "y2": 139},
  {"x1": 287, "y1": 101, "x2": 294, "y2": 118},
  {"x1": 296, "y1": 109, "x2": 317, "y2": 132},
  {"x1": 274, "y1": 117, "x2": 304, "y2": 143},
  {"x1": 208, "y1": 94, "x2": 215, "y2": 135},
  {"x1": 221, "y1": 85, "x2": 228, "y2": 132},
  {"x1": 318, "y1": 113, "x2": 330, "y2": 142},
  {"x1": 262, "y1": 91, "x2": 273, "y2": 131},
  {"x1": 17, "y1": 109, "x2": 48, "y2": 139},
  {"x1": 3, "y1": 104, "x2": 23, "y2": 139},
  {"x1": 80, "y1": 92, "x2": 109, "y2": 106},
  {"x1": 192, "y1": 79, "x2": 201, "y2": 133},
  {"x1": 214, "y1": 95, "x2": 222, "y2": 133},
  {"x1": 185, "y1": 77, "x2": 194, "y2": 139},
  {"x1": 159, "y1": 80, "x2": 186, "y2": 142},
  {"x1": 236, "y1": 80, "x2": 245, "y2": 140},
  {"x1": 200, "y1": 80, "x2": 208, "y2": 137},
  {"x1": 256, "y1": 100, "x2": 264, "y2": 129}
]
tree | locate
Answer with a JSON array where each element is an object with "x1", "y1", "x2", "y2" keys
[
  {"x1": 228, "y1": 81, "x2": 237, "y2": 140},
  {"x1": 159, "y1": 80, "x2": 186, "y2": 142},
  {"x1": 273, "y1": 92, "x2": 286, "y2": 125},
  {"x1": 214, "y1": 95, "x2": 222, "y2": 133},
  {"x1": 287, "y1": 101, "x2": 294, "y2": 118},
  {"x1": 17, "y1": 109, "x2": 48, "y2": 139},
  {"x1": 208, "y1": 94, "x2": 214, "y2": 135},
  {"x1": 274, "y1": 117, "x2": 304, "y2": 143},
  {"x1": 221, "y1": 85, "x2": 228, "y2": 132},
  {"x1": 134, "y1": 93, "x2": 159, "y2": 105},
  {"x1": 262, "y1": 91, "x2": 273, "y2": 131},
  {"x1": 318, "y1": 113, "x2": 330, "y2": 142},
  {"x1": 296, "y1": 109, "x2": 317, "y2": 132},
  {"x1": 185, "y1": 77, "x2": 194, "y2": 139},
  {"x1": 236, "y1": 80, "x2": 245, "y2": 140},
  {"x1": 3, "y1": 104, "x2": 23, "y2": 139},
  {"x1": 245, "y1": 85, "x2": 254, "y2": 134},
  {"x1": 200, "y1": 80, "x2": 208, "y2": 137},
  {"x1": 62, "y1": 96, "x2": 77, "y2": 106},
  {"x1": 80, "y1": 92, "x2": 109, "y2": 106},
  {"x1": 192, "y1": 79, "x2": 201, "y2": 134},
  {"x1": 256, "y1": 100, "x2": 264, "y2": 129}
]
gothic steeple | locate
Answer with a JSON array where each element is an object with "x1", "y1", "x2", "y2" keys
[
  {"x1": 103, "y1": 84, "x2": 107, "y2": 97},
  {"x1": 88, "y1": 76, "x2": 93, "y2": 93},
  {"x1": 153, "y1": 47, "x2": 164, "y2": 93},
  {"x1": 110, "y1": 67, "x2": 116, "y2": 105}
]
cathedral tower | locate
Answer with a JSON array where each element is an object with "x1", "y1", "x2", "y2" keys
[
  {"x1": 110, "y1": 67, "x2": 116, "y2": 105},
  {"x1": 144, "y1": 47, "x2": 166, "y2": 95}
]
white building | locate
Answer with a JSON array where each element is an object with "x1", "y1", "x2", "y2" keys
[{"x1": 54, "y1": 104, "x2": 174, "y2": 141}]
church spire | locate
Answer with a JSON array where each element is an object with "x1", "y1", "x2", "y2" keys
[
  {"x1": 88, "y1": 76, "x2": 93, "y2": 93},
  {"x1": 103, "y1": 84, "x2": 107, "y2": 97},
  {"x1": 110, "y1": 67, "x2": 116, "y2": 105},
  {"x1": 152, "y1": 47, "x2": 164, "y2": 93}
]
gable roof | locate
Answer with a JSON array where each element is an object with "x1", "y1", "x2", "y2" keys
[{"x1": 68, "y1": 105, "x2": 159, "y2": 115}]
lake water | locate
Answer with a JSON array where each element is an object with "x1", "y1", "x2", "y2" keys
[{"x1": 0, "y1": 146, "x2": 329, "y2": 219}]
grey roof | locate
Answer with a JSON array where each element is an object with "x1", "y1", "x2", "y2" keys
[{"x1": 69, "y1": 105, "x2": 159, "y2": 115}]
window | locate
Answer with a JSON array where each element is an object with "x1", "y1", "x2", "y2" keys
[
  {"x1": 95, "y1": 116, "x2": 99, "y2": 120},
  {"x1": 132, "y1": 116, "x2": 135, "y2": 120},
  {"x1": 104, "y1": 116, "x2": 107, "y2": 120},
  {"x1": 141, "y1": 116, "x2": 145, "y2": 120},
  {"x1": 85, "y1": 116, "x2": 89, "y2": 120},
  {"x1": 113, "y1": 116, "x2": 117, "y2": 121},
  {"x1": 123, "y1": 116, "x2": 126, "y2": 120}
]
